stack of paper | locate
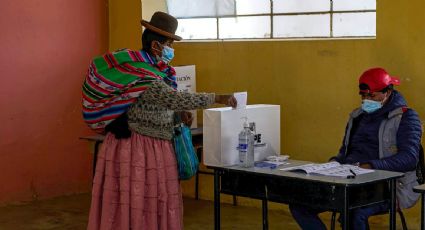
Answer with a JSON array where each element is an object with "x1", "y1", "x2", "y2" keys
[{"x1": 280, "y1": 162, "x2": 374, "y2": 177}]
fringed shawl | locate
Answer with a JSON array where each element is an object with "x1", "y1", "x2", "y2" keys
[{"x1": 82, "y1": 49, "x2": 177, "y2": 133}]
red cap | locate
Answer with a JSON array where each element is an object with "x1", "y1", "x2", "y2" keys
[{"x1": 359, "y1": 67, "x2": 400, "y2": 93}]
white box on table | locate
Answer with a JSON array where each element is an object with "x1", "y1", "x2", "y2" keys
[{"x1": 203, "y1": 104, "x2": 280, "y2": 166}]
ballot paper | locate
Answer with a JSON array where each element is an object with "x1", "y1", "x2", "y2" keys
[
  {"x1": 280, "y1": 161, "x2": 374, "y2": 178},
  {"x1": 233, "y1": 92, "x2": 247, "y2": 109}
]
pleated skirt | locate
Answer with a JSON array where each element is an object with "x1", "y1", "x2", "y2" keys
[{"x1": 87, "y1": 132, "x2": 183, "y2": 230}]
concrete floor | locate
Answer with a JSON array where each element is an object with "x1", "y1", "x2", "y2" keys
[{"x1": 0, "y1": 193, "x2": 418, "y2": 229}]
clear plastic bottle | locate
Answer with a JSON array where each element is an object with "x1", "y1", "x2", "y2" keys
[{"x1": 239, "y1": 117, "x2": 255, "y2": 167}]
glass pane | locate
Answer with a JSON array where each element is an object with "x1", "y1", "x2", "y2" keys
[
  {"x1": 167, "y1": 0, "x2": 236, "y2": 17},
  {"x1": 274, "y1": 0, "x2": 330, "y2": 13},
  {"x1": 218, "y1": 0, "x2": 237, "y2": 16},
  {"x1": 235, "y1": 0, "x2": 270, "y2": 15},
  {"x1": 176, "y1": 18, "x2": 217, "y2": 39},
  {"x1": 333, "y1": 0, "x2": 376, "y2": 11},
  {"x1": 236, "y1": 0, "x2": 271, "y2": 15},
  {"x1": 273, "y1": 14, "x2": 330, "y2": 38},
  {"x1": 219, "y1": 16, "x2": 270, "y2": 39},
  {"x1": 333, "y1": 12, "x2": 376, "y2": 37}
]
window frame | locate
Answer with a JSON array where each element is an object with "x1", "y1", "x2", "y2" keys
[{"x1": 173, "y1": 0, "x2": 376, "y2": 41}]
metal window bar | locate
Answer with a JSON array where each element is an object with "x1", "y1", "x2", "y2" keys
[
  {"x1": 330, "y1": 0, "x2": 334, "y2": 37},
  {"x1": 216, "y1": 18, "x2": 220, "y2": 40},
  {"x1": 270, "y1": 0, "x2": 273, "y2": 39},
  {"x1": 176, "y1": 9, "x2": 375, "y2": 19}
]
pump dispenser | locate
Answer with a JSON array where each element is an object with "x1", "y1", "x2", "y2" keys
[{"x1": 238, "y1": 117, "x2": 255, "y2": 167}]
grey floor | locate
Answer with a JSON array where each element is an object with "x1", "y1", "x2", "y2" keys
[{"x1": 0, "y1": 193, "x2": 417, "y2": 229}]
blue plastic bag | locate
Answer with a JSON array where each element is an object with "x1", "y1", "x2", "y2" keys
[{"x1": 173, "y1": 124, "x2": 199, "y2": 180}]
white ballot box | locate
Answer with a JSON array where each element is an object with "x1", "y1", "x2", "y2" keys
[
  {"x1": 203, "y1": 104, "x2": 280, "y2": 166},
  {"x1": 175, "y1": 65, "x2": 197, "y2": 128}
]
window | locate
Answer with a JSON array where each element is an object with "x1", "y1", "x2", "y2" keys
[{"x1": 167, "y1": 0, "x2": 376, "y2": 40}]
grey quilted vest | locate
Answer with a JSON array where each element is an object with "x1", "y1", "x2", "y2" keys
[{"x1": 344, "y1": 107, "x2": 419, "y2": 209}]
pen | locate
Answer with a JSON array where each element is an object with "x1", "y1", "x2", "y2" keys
[{"x1": 346, "y1": 169, "x2": 357, "y2": 179}]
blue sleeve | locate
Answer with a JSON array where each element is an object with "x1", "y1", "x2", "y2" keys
[
  {"x1": 369, "y1": 109, "x2": 422, "y2": 172},
  {"x1": 329, "y1": 123, "x2": 349, "y2": 163}
]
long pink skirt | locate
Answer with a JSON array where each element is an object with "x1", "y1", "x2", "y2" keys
[{"x1": 87, "y1": 132, "x2": 183, "y2": 230}]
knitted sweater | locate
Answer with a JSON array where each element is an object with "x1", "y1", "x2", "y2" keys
[{"x1": 127, "y1": 80, "x2": 215, "y2": 140}]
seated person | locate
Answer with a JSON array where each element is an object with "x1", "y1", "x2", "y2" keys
[{"x1": 289, "y1": 67, "x2": 422, "y2": 230}]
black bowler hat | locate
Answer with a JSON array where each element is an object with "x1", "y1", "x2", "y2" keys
[{"x1": 140, "y1": 11, "x2": 182, "y2": 41}]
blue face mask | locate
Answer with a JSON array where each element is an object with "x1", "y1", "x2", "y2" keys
[
  {"x1": 160, "y1": 45, "x2": 174, "y2": 63},
  {"x1": 362, "y1": 99, "x2": 382, "y2": 113}
]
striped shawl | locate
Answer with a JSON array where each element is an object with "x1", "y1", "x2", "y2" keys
[{"x1": 82, "y1": 49, "x2": 177, "y2": 133}]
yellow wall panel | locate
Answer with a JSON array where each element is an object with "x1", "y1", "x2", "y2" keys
[{"x1": 108, "y1": 0, "x2": 142, "y2": 50}]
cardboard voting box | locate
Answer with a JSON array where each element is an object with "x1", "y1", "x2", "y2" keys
[
  {"x1": 175, "y1": 65, "x2": 197, "y2": 128},
  {"x1": 203, "y1": 104, "x2": 280, "y2": 166}
]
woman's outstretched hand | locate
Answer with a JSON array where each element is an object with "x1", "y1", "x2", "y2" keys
[{"x1": 215, "y1": 95, "x2": 237, "y2": 108}]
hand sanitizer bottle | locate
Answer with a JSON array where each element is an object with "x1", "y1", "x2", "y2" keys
[{"x1": 239, "y1": 117, "x2": 255, "y2": 167}]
